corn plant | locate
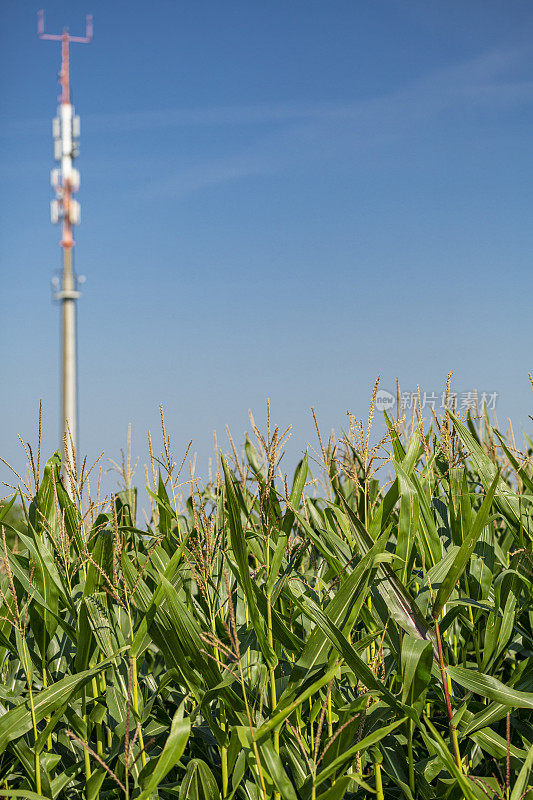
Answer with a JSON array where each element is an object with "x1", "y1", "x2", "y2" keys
[{"x1": 0, "y1": 383, "x2": 532, "y2": 800}]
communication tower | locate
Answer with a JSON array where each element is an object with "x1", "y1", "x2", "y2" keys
[{"x1": 38, "y1": 10, "x2": 92, "y2": 486}]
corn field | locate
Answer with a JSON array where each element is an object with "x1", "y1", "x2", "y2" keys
[{"x1": 0, "y1": 384, "x2": 532, "y2": 800}]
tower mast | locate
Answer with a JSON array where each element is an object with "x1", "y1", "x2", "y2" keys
[{"x1": 38, "y1": 10, "x2": 92, "y2": 489}]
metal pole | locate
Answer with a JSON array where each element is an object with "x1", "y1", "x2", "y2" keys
[
  {"x1": 39, "y1": 12, "x2": 92, "y2": 490},
  {"x1": 61, "y1": 245, "x2": 77, "y2": 474}
]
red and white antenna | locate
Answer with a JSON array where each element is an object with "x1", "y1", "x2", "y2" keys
[{"x1": 39, "y1": 10, "x2": 92, "y2": 489}]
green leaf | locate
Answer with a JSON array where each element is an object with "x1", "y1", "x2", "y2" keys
[
  {"x1": 85, "y1": 769, "x2": 106, "y2": 800},
  {"x1": 448, "y1": 411, "x2": 523, "y2": 528},
  {"x1": 259, "y1": 738, "x2": 298, "y2": 800},
  {"x1": 83, "y1": 526, "x2": 115, "y2": 596},
  {"x1": 256, "y1": 663, "x2": 339, "y2": 742},
  {"x1": 290, "y1": 588, "x2": 405, "y2": 715},
  {"x1": 28, "y1": 452, "x2": 61, "y2": 533},
  {"x1": 83, "y1": 593, "x2": 122, "y2": 660},
  {"x1": 448, "y1": 666, "x2": 533, "y2": 709},
  {"x1": 334, "y1": 500, "x2": 436, "y2": 651},
  {"x1": 420, "y1": 719, "x2": 479, "y2": 800},
  {"x1": 384, "y1": 417, "x2": 442, "y2": 567},
  {"x1": 138, "y1": 709, "x2": 191, "y2": 800},
  {"x1": 393, "y1": 462, "x2": 419, "y2": 584},
  {"x1": 280, "y1": 452, "x2": 308, "y2": 537},
  {"x1": 0, "y1": 661, "x2": 112, "y2": 753},
  {"x1": 286, "y1": 525, "x2": 390, "y2": 683},
  {"x1": 265, "y1": 532, "x2": 289, "y2": 595},
  {"x1": 461, "y1": 702, "x2": 509, "y2": 736},
  {"x1": 401, "y1": 635, "x2": 433, "y2": 706},
  {"x1": 161, "y1": 575, "x2": 222, "y2": 688},
  {"x1": 315, "y1": 776, "x2": 359, "y2": 800},
  {"x1": 511, "y1": 743, "x2": 533, "y2": 800},
  {"x1": 315, "y1": 718, "x2": 406, "y2": 785},
  {"x1": 470, "y1": 726, "x2": 526, "y2": 761},
  {"x1": 222, "y1": 457, "x2": 277, "y2": 669},
  {"x1": 179, "y1": 758, "x2": 220, "y2": 800},
  {"x1": 432, "y1": 469, "x2": 499, "y2": 620},
  {"x1": 156, "y1": 472, "x2": 172, "y2": 535}
]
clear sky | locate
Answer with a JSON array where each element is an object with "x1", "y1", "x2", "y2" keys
[{"x1": 1, "y1": 0, "x2": 533, "y2": 499}]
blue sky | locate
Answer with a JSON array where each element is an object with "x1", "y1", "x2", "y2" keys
[{"x1": 1, "y1": 0, "x2": 533, "y2": 500}]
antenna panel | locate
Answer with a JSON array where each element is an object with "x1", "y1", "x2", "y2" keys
[
  {"x1": 68, "y1": 200, "x2": 81, "y2": 225},
  {"x1": 50, "y1": 199, "x2": 61, "y2": 224},
  {"x1": 70, "y1": 169, "x2": 80, "y2": 192}
]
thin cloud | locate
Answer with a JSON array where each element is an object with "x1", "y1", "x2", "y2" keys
[
  {"x1": 139, "y1": 46, "x2": 533, "y2": 199},
  {"x1": 83, "y1": 102, "x2": 344, "y2": 132}
]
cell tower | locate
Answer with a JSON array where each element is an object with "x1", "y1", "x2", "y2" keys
[{"x1": 38, "y1": 10, "x2": 92, "y2": 485}]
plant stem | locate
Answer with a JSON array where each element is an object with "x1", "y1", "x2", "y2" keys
[
  {"x1": 375, "y1": 760, "x2": 384, "y2": 800},
  {"x1": 267, "y1": 593, "x2": 280, "y2": 800},
  {"x1": 81, "y1": 687, "x2": 92, "y2": 783},
  {"x1": 42, "y1": 631, "x2": 52, "y2": 752},
  {"x1": 408, "y1": 718, "x2": 415, "y2": 796},
  {"x1": 506, "y1": 712, "x2": 511, "y2": 800},
  {"x1": 131, "y1": 655, "x2": 146, "y2": 768},
  {"x1": 327, "y1": 691, "x2": 335, "y2": 785},
  {"x1": 28, "y1": 683, "x2": 41, "y2": 796},
  {"x1": 127, "y1": 608, "x2": 146, "y2": 770},
  {"x1": 434, "y1": 617, "x2": 462, "y2": 771},
  {"x1": 221, "y1": 705, "x2": 228, "y2": 798},
  {"x1": 92, "y1": 676, "x2": 104, "y2": 758},
  {"x1": 309, "y1": 698, "x2": 314, "y2": 753}
]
